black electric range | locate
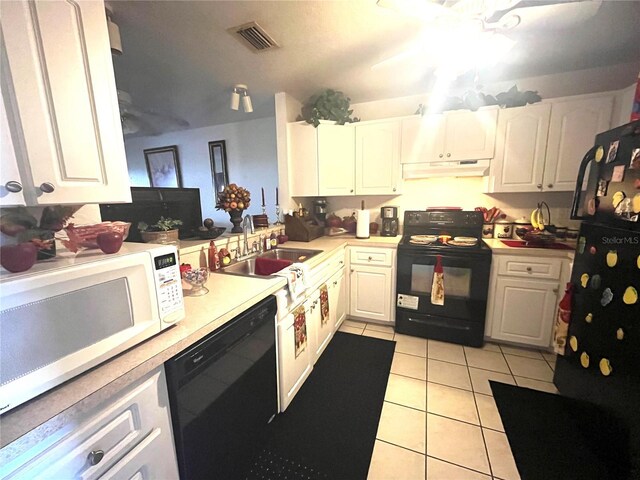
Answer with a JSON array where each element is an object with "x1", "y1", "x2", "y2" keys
[{"x1": 395, "y1": 210, "x2": 492, "y2": 347}]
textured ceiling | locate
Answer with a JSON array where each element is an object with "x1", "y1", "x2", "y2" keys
[{"x1": 110, "y1": 0, "x2": 640, "y2": 135}]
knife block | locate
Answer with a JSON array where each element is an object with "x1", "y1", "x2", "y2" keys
[{"x1": 284, "y1": 214, "x2": 324, "y2": 242}]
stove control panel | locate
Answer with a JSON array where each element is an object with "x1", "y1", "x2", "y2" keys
[{"x1": 404, "y1": 211, "x2": 483, "y2": 227}]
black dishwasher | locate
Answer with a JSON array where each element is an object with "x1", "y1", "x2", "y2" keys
[{"x1": 165, "y1": 296, "x2": 278, "y2": 480}]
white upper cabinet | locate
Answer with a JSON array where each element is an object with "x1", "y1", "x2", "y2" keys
[
  {"x1": 488, "y1": 103, "x2": 551, "y2": 193},
  {"x1": 1, "y1": 87, "x2": 26, "y2": 206},
  {"x1": 543, "y1": 95, "x2": 613, "y2": 192},
  {"x1": 288, "y1": 120, "x2": 401, "y2": 197},
  {"x1": 1, "y1": 0, "x2": 131, "y2": 205},
  {"x1": 355, "y1": 121, "x2": 401, "y2": 195},
  {"x1": 400, "y1": 109, "x2": 497, "y2": 164},
  {"x1": 318, "y1": 124, "x2": 356, "y2": 196}
]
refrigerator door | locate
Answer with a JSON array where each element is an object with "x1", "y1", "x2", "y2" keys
[
  {"x1": 564, "y1": 223, "x2": 639, "y2": 378},
  {"x1": 576, "y1": 121, "x2": 640, "y2": 230}
]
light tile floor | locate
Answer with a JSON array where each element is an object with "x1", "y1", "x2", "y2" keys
[{"x1": 337, "y1": 320, "x2": 558, "y2": 480}]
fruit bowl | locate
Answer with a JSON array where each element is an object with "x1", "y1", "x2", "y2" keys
[
  {"x1": 64, "y1": 222, "x2": 131, "y2": 249},
  {"x1": 182, "y1": 267, "x2": 209, "y2": 296},
  {"x1": 523, "y1": 230, "x2": 556, "y2": 246},
  {"x1": 197, "y1": 227, "x2": 226, "y2": 240}
]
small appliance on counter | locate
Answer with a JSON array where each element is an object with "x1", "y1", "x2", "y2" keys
[
  {"x1": 380, "y1": 206, "x2": 399, "y2": 237},
  {"x1": 312, "y1": 198, "x2": 328, "y2": 226}
]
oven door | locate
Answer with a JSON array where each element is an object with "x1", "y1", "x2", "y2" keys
[{"x1": 396, "y1": 251, "x2": 491, "y2": 323}]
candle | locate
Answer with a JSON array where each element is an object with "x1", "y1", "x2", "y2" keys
[
  {"x1": 276, "y1": 187, "x2": 279, "y2": 205},
  {"x1": 261, "y1": 187, "x2": 265, "y2": 206}
]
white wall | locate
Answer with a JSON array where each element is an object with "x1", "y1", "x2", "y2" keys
[{"x1": 124, "y1": 117, "x2": 278, "y2": 227}]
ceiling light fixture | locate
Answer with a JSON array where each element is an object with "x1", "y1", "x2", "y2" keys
[{"x1": 230, "y1": 84, "x2": 253, "y2": 113}]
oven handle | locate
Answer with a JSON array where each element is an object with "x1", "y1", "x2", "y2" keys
[{"x1": 397, "y1": 253, "x2": 490, "y2": 264}]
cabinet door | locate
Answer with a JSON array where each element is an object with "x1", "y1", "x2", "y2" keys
[
  {"x1": 318, "y1": 124, "x2": 355, "y2": 196},
  {"x1": 355, "y1": 121, "x2": 401, "y2": 195},
  {"x1": 444, "y1": 109, "x2": 498, "y2": 161},
  {"x1": 329, "y1": 270, "x2": 346, "y2": 332},
  {"x1": 288, "y1": 122, "x2": 319, "y2": 196},
  {"x1": 349, "y1": 265, "x2": 392, "y2": 323},
  {"x1": 278, "y1": 309, "x2": 312, "y2": 411},
  {"x1": 400, "y1": 114, "x2": 445, "y2": 164},
  {"x1": 1, "y1": 1, "x2": 131, "y2": 205},
  {"x1": 543, "y1": 95, "x2": 613, "y2": 192},
  {"x1": 490, "y1": 277, "x2": 559, "y2": 347},
  {"x1": 1, "y1": 86, "x2": 26, "y2": 206},
  {"x1": 489, "y1": 104, "x2": 551, "y2": 193}
]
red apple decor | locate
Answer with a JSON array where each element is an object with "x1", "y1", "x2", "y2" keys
[
  {"x1": 0, "y1": 242, "x2": 38, "y2": 273},
  {"x1": 97, "y1": 232, "x2": 123, "y2": 254}
]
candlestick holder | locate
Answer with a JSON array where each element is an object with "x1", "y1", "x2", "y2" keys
[
  {"x1": 261, "y1": 205, "x2": 267, "y2": 216},
  {"x1": 274, "y1": 204, "x2": 283, "y2": 225}
]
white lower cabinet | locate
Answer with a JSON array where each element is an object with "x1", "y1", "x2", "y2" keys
[
  {"x1": 347, "y1": 246, "x2": 396, "y2": 324},
  {"x1": 486, "y1": 254, "x2": 568, "y2": 347},
  {"x1": 2, "y1": 366, "x2": 178, "y2": 480}
]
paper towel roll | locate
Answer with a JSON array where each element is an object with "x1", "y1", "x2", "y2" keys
[{"x1": 356, "y1": 209, "x2": 370, "y2": 239}]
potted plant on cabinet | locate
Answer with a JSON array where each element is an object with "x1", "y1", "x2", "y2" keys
[
  {"x1": 138, "y1": 217, "x2": 183, "y2": 244},
  {"x1": 300, "y1": 89, "x2": 360, "y2": 127}
]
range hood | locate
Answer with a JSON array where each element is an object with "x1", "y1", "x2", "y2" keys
[{"x1": 402, "y1": 159, "x2": 491, "y2": 178}]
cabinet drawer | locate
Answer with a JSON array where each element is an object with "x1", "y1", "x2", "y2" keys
[
  {"x1": 497, "y1": 255, "x2": 562, "y2": 280},
  {"x1": 6, "y1": 368, "x2": 170, "y2": 480},
  {"x1": 309, "y1": 248, "x2": 345, "y2": 288},
  {"x1": 349, "y1": 247, "x2": 394, "y2": 267}
]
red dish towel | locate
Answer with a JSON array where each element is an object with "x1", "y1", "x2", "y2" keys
[{"x1": 255, "y1": 257, "x2": 293, "y2": 276}]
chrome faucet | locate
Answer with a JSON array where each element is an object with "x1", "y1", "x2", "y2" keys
[{"x1": 241, "y1": 215, "x2": 254, "y2": 257}]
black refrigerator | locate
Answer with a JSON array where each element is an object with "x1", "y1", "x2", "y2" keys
[{"x1": 554, "y1": 120, "x2": 640, "y2": 476}]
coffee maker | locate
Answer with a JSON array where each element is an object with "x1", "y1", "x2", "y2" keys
[
  {"x1": 380, "y1": 206, "x2": 399, "y2": 237},
  {"x1": 313, "y1": 198, "x2": 328, "y2": 226}
]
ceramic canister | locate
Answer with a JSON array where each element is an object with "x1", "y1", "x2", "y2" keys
[
  {"x1": 482, "y1": 223, "x2": 495, "y2": 239},
  {"x1": 493, "y1": 219, "x2": 513, "y2": 239}
]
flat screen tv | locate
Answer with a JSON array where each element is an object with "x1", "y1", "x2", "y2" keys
[{"x1": 100, "y1": 187, "x2": 203, "y2": 242}]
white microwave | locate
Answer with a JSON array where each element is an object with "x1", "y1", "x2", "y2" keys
[{"x1": 0, "y1": 243, "x2": 185, "y2": 415}]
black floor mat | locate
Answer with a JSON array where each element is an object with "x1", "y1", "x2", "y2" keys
[
  {"x1": 242, "y1": 332, "x2": 395, "y2": 480},
  {"x1": 490, "y1": 381, "x2": 633, "y2": 480}
]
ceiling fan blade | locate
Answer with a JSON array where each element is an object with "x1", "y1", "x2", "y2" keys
[
  {"x1": 487, "y1": 0, "x2": 603, "y2": 29},
  {"x1": 376, "y1": 0, "x2": 456, "y2": 20}
]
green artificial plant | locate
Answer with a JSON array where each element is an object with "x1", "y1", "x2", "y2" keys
[{"x1": 300, "y1": 89, "x2": 360, "y2": 127}]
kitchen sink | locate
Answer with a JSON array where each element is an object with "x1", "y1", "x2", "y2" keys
[{"x1": 217, "y1": 247, "x2": 322, "y2": 278}]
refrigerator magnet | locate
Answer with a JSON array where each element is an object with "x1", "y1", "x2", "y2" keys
[
  {"x1": 611, "y1": 165, "x2": 625, "y2": 182},
  {"x1": 569, "y1": 336, "x2": 578, "y2": 351},
  {"x1": 580, "y1": 273, "x2": 590, "y2": 288},
  {"x1": 612, "y1": 191, "x2": 626, "y2": 208},
  {"x1": 587, "y1": 198, "x2": 597, "y2": 215},
  {"x1": 601, "y1": 288, "x2": 613, "y2": 306},
  {"x1": 580, "y1": 351, "x2": 590, "y2": 368},
  {"x1": 599, "y1": 358, "x2": 612, "y2": 376},
  {"x1": 606, "y1": 250, "x2": 618, "y2": 267},
  {"x1": 630, "y1": 148, "x2": 640, "y2": 170},
  {"x1": 623, "y1": 286, "x2": 638, "y2": 305},
  {"x1": 585, "y1": 313, "x2": 593, "y2": 323},
  {"x1": 605, "y1": 140, "x2": 619, "y2": 164},
  {"x1": 590, "y1": 274, "x2": 602, "y2": 289},
  {"x1": 595, "y1": 145, "x2": 605, "y2": 162},
  {"x1": 632, "y1": 193, "x2": 640, "y2": 213},
  {"x1": 596, "y1": 179, "x2": 608, "y2": 196},
  {"x1": 616, "y1": 328, "x2": 624, "y2": 340}
]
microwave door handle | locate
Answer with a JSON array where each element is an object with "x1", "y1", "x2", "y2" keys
[{"x1": 571, "y1": 145, "x2": 599, "y2": 220}]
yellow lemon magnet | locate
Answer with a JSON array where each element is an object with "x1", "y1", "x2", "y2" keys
[
  {"x1": 623, "y1": 286, "x2": 638, "y2": 305},
  {"x1": 595, "y1": 145, "x2": 604, "y2": 162},
  {"x1": 580, "y1": 352, "x2": 590, "y2": 368},
  {"x1": 612, "y1": 191, "x2": 626, "y2": 209},
  {"x1": 599, "y1": 358, "x2": 612, "y2": 376},
  {"x1": 616, "y1": 328, "x2": 624, "y2": 341},
  {"x1": 580, "y1": 273, "x2": 589, "y2": 288},
  {"x1": 606, "y1": 250, "x2": 618, "y2": 267},
  {"x1": 569, "y1": 336, "x2": 578, "y2": 351},
  {"x1": 585, "y1": 313, "x2": 593, "y2": 323}
]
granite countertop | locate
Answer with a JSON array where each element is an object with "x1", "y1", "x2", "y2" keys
[{"x1": 0, "y1": 234, "x2": 399, "y2": 457}]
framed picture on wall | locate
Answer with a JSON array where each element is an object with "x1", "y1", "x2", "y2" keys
[
  {"x1": 208, "y1": 140, "x2": 229, "y2": 194},
  {"x1": 144, "y1": 145, "x2": 182, "y2": 188}
]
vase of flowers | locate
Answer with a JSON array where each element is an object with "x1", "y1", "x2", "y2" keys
[{"x1": 216, "y1": 183, "x2": 251, "y2": 233}]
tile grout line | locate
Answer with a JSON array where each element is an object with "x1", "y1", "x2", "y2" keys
[
  {"x1": 464, "y1": 345, "x2": 496, "y2": 479},
  {"x1": 425, "y1": 455, "x2": 495, "y2": 479}
]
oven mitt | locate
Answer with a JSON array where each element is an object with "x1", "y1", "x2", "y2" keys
[
  {"x1": 431, "y1": 255, "x2": 445, "y2": 306},
  {"x1": 320, "y1": 283, "x2": 330, "y2": 326}
]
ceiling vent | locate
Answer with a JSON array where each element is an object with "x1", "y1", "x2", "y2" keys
[{"x1": 229, "y1": 21, "x2": 280, "y2": 52}]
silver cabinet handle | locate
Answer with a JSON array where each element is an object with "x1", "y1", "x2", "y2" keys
[
  {"x1": 368, "y1": 256, "x2": 373, "y2": 261},
  {"x1": 438, "y1": 153, "x2": 443, "y2": 158},
  {"x1": 392, "y1": 187, "x2": 396, "y2": 192},
  {"x1": 350, "y1": 189, "x2": 354, "y2": 193},
  {"x1": 553, "y1": 288, "x2": 559, "y2": 294},
  {"x1": 339, "y1": 260, "x2": 344, "y2": 265},
  {"x1": 350, "y1": 269, "x2": 354, "y2": 273},
  {"x1": 526, "y1": 267, "x2": 532, "y2": 272},
  {"x1": 333, "y1": 281, "x2": 338, "y2": 286},
  {"x1": 4, "y1": 181, "x2": 22, "y2": 193},
  {"x1": 88, "y1": 450, "x2": 104, "y2": 466},
  {"x1": 446, "y1": 153, "x2": 451, "y2": 157},
  {"x1": 537, "y1": 184, "x2": 543, "y2": 189},
  {"x1": 39, "y1": 182, "x2": 55, "y2": 193},
  {"x1": 547, "y1": 183, "x2": 553, "y2": 188}
]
